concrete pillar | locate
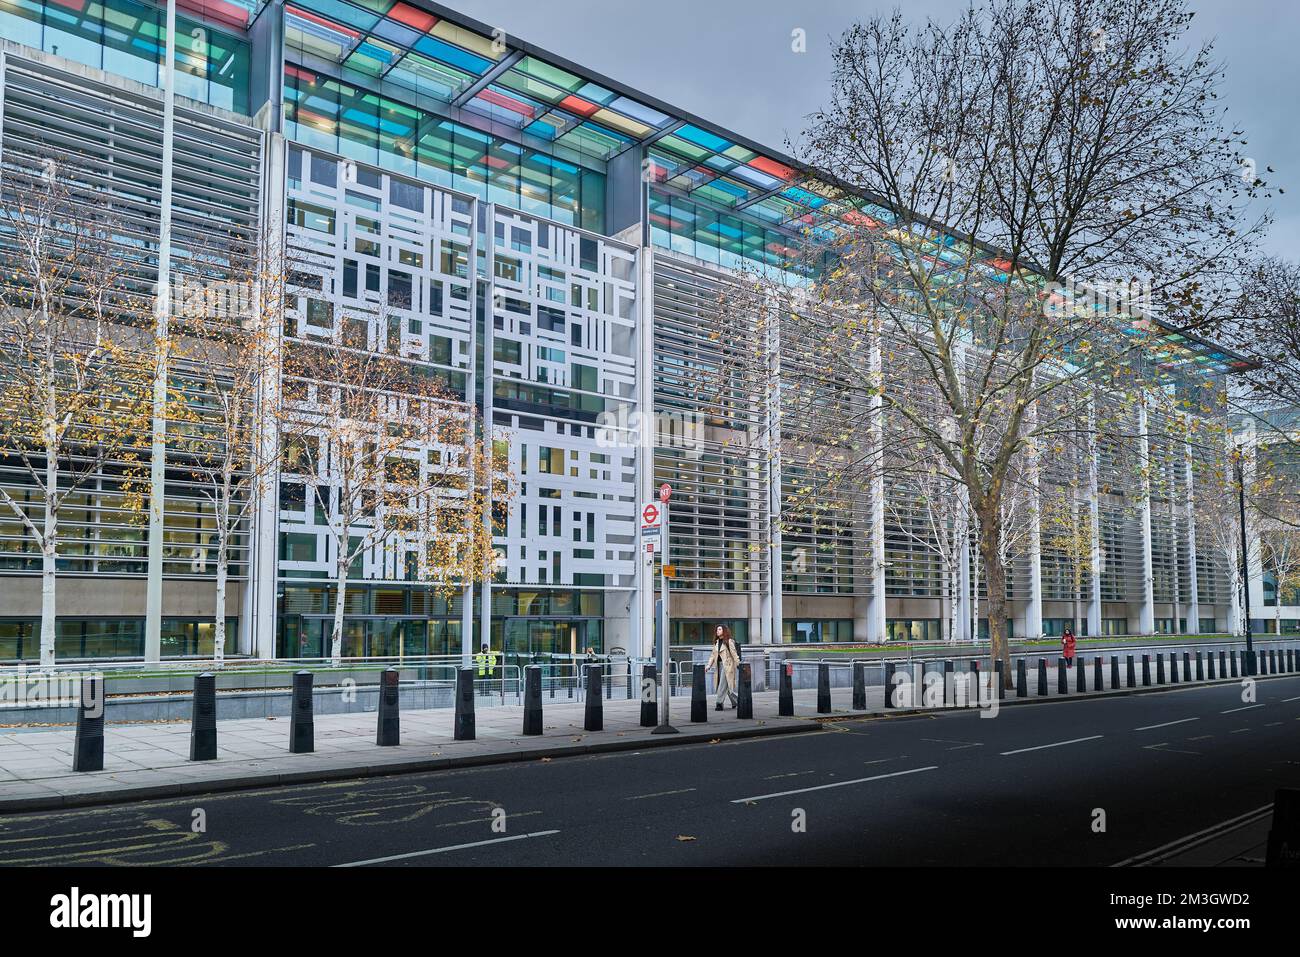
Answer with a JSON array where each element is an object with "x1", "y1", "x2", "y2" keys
[
  {"x1": 865, "y1": 319, "x2": 887, "y2": 642},
  {"x1": 1183, "y1": 434, "x2": 1201, "y2": 634},
  {"x1": 636, "y1": 244, "x2": 656, "y2": 657},
  {"x1": 1086, "y1": 400, "x2": 1103, "y2": 638},
  {"x1": 766, "y1": 292, "x2": 784, "y2": 646},
  {"x1": 1136, "y1": 401, "x2": 1156, "y2": 635},
  {"x1": 1024, "y1": 403, "x2": 1043, "y2": 640}
]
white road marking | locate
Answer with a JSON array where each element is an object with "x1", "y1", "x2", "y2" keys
[
  {"x1": 1112, "y1": 803, "x2": 1274, "y2": 867},
  {"x1": 1282, "y1": 695, "x2": 1300, "y2": 703},
  {"x1": 333, "y1": 830, "x2": 560, "y2": 866},
  {"x1": 732, "y1": 766, "x2": 938, "y2": 803},
  {"x1": 1134, "y1": 717, "x2": 1199, "y2": 731},
  {"x1": 625, "y1": 788, "x2": 696, "y2": 800},
  {"x1": 1221, "y1": 704, "x2": 1263, "y2": 714},
  {"x1": 1000, "y1": 735, "x2": 1103, "y2": 756}
]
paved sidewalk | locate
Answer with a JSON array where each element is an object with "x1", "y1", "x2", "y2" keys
[{"x1": 0, "y1": 660, "x2": 1274, "y2": 813}]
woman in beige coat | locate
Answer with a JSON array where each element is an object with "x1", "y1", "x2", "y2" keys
[{"x1": 706, "y1": 624, "x2": 740, "y2": 710}]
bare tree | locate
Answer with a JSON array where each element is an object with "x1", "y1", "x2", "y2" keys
[
  {"x1": 0, "y1": 161, "x2": 156, "y2": 668},
  {"x1": 765, "y1": 0, "x2": 1261, "y2": 682}
]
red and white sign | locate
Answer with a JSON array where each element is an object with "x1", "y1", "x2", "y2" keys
[
  {"x1": 641, "y1": 503, "x2": 660, "y2": 528},
  {"x1": 659, "y1": 483, "x2": 673, "y2": 503}
]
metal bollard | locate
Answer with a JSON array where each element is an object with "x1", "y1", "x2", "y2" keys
[
  {"x1": 1171, "y1": 652, "x2": 1180, "y2": 683},
  {"x1": 376, "y1": 667, "x2": 400, "y2": 747},
  {"x1": 691, "y1": 663, "x2": 708, "y2": 722},
  {"x1": 1220, "y1": 650, "x2": 1228, "y2": 676},
  {"x1": 73, "y1": 676, "x2": 105, "y2": 772},
  {"x1": 1231, "y1": 649, "x2": 1239, "y2": 678},
  {"x1": 1246, "y1": 648, "x2": 1256, "y2": 677},
  {"x1": 995, "y1": 658, "x2": 1006, "y2": 701},
  {"x1": 190, "y1": 672, "x2": 217, "y2": 761},
  {"x1": 1093, "y1": 656, "x2": 1102, "y2": 691},
  {"x1": 852, "y1": 661, "x2": 867, "y2": 711},
  {"x1": 1058, "y1": 658, "x2": 1068, "y2": 695},
  {"x1": 1271, "y1": 649, "x2": 1279, "y2": 674},
  {"x1": 583, "y1": 664, "x2": 603, "y2": 731},
  {"x1": 1038, "y1": 659, "x2": 1048, "y2": 696},
  {"x1": 453, "y1": 668, "x2": 476, "y2": 740},
  {"x1": 1077, "y1": 656, "x2": 1087, "y2": 693},
  {"x1": 1196, "y1": 651, "x2": 1205, "y2": 681},
  {"x1": 290, "y1": 670, "x2": 314, "y2": 754},
  {"x1": 640, "y1": 664, "x2": 658, "y2": 728},
  {"x1": 943, "y1": 660, "x2": 954, "y2": 707},
  {"x1": 626, "y1": 661, "x2": 633, "y2": 700},
  {"x1": 1017, "y1": 659, "x2": 1027, "y2": 698},
  {"x1": 817, "y1": 661, "x2": 832, "y2": 714},
  {"x1": 883, "y1": 661, "x2": 896, "y2": 710},
  {"x1": 1207, "y1": 652, "x2": 1216, "y2": 680},
  {"x1": 1156, "y1": 654, "x2": 1166, "y2": 685},
  {"x1": 1110, "y1": 656, "x2": 1120, "y2": 689},
  {"x1": 1184, "y1": 652, "x2": 1192, "y2": 681},
  {"x1": 523, "y1": 665, "x2": 543, "y2": 736},
  {"x1": 1141, "y1": 655, "x2": 1150, "y2": 687},
  {"x1": 1288, "y1": 649, "x2": 1295, "y2": 672},
  {"x1": 971, "y1": 660, "x2": 981, "y2": 706},
  {"x1": 780, "y1": 661, "x2": 795, "y2": 716},
  {"x1": 738, "y1": 663, "x2": 753, "y2": 719},
  {"x1": 1126, "y1": 655, "x2": 1136, "y2": 688}
]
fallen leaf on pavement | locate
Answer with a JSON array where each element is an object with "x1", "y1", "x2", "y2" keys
[
  {"x1": 540, "y1": 757, "x2": 552, "y2": 762},
  {"x1": 676, "y1": 835, "x2": 696, "y2": 842}
]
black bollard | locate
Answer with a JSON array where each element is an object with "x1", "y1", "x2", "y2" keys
[
  {"x1": 943, "y1": 660, "x2": 954, "y2": 707},
  {"x1": 691, "y1": 663, "x2": 708, "y2": 722},
  {"x1": 1058, "y1": 658, "x2": 1069, "y2": 695},
  {"x1": 1156, "y1": 654, "x2": 1166, "y2": 685},
  {"x1": 971, "y1": 660, "x2": 981, "y2": 706},
  {"x1": 1017, "y1": 659, "x2": 1028, "y2": 698},
  {"x1": 290, "y1": 670, "x2": 314, "y2": 754},
  {"x1": 1141, "y1": 655, "x2": 1151, "y2": 687},
  {"x1": 73, "y1": 676, "x2": 105, "y2": 772},
  {"x1": 1077, "y1": 655, "x2": 1087, "y2": 693},
  {"x1": 852, "y1": 661, "x2": 867, "y2": 710},
  {"x1": 738, "y1": 663, "x2": 753, "y2": 719},
  {"x1": 1111, "y1": 656, "x2": 1120, "y2": 689},
  {"x1": 1184, "y1": 652, "x2": 1192, "y2": 681},
  {"x1": 639, "y1": 664, "x2": 657, "y2": 728},
  {"x1": 1207, "y1": 652, "x2": 1216, "y2": 680},
  {"x1": 584, "y1": 664, "x2": 603, "y2": 731},
  {"x1": 1231, "y1": 649, "x2": 1239, "y2": 678},
  {"x1": 779, "y1": 661, "x2": 795, "y2": 715},
  {"x1": 454, "y1": 668, "x2": 476, "y2": 740},
  {"x1": 1126, "y1": 655, "x2": 1136, "y2": 688},
  {"x1": 1093, "y1": 656, "x2": 1102, "y2": 691},
  {"x1": 523, "y1": 665, "x2": 543, "y2": 736},
  {"x1": 817, "y1": 661, "x2": 832, "y2": 714},
  {"x1": 1196, "y1": 651, "x2": 1205, "y2": 681},
  {"x1": 1289, "y1": 649, "x2": 1295, "y2": 672},
  {"x1": 995, "y1": 659, "x2": 1006, "y2": 700},
  {"x1": 1220, "y1": 650, "x2": 1228, "y2": 677},
  {"x1": 1271, "y1": 649, "x2": 1279, "y2": 674},
  {"x1": 1038, "y1": 658, "x2": 1048, "y2": 696},
  {"x1": 190, "y1": 672, "x2": 217, "y2": 761},
  {"x1": 1171, "y1": 652, "x2": 1180, "y2": 683},
  {"x1": 376, "y1": 667, "x2": 400, "y2": 747}
]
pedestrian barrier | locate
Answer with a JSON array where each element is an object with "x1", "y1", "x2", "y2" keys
[
  {"x1": 583, "y1": 664, "x2": 603, "y2": 732},
  {"x1": 691, "y1": 663, "x2": 707, "y2": 722},
  {"x1": 738, "y1": 663, "x2": 753, "y2": 719},
  {"x1": 523, "y1": 666, "x2": 543, "y2": 736},
  {"x1": 190, "y1": 672, "x2": 217, "y2": 761},
  {"x1": 73, "y1": 676, "x2": 104, "y2": 772},
  {"x1": 640, "y1": 664, "x2": 657, "y2": 728},
  {"x1": 818, "y1": 662, "x2": 832, "y2": 714},
  {"x1": 454, "y1": 668, "x2": 475, "y2": 741},
  {"x1": 290, "y1": 670, "x2": 313, "y2": 754}
]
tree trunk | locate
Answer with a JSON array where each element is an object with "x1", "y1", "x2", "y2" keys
[
  {"x1": 214, "y1": 536, "x2": 228, "y2": 666},
  {"x1": 39, "y1": 453, "x2": 58, "y2": 670},
  {"x1": 978, "y1": 503, "x2": 1012, "y2": 688},
  {"x1": 331, "y1": 551, "x2": 348, "y2": 667}
]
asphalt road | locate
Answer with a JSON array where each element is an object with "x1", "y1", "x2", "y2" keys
[{"x1": 3, "y1": 674, "x2": 1298, "y2": 867}]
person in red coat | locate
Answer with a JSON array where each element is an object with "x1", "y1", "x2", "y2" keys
[{"x1": 1062, "y1": 627, "x2": 1077, "y2": 668}]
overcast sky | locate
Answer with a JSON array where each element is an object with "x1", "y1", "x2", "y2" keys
[{"x1": 456, "y1": 0, "x2": 1297, "y2": 260}]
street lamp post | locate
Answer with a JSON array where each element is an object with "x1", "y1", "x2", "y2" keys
[{"x1": 1236, "y1": 445, "x2": 1256, "y2": 676}]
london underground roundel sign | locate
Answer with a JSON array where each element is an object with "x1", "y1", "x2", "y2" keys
[{"x1": 642, "y1": 503, "x2": 660, "y2": 527}]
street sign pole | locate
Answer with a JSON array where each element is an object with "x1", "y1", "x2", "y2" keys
[{"x1": 652, "y1": 486, "x2": 677, "y2": 734}]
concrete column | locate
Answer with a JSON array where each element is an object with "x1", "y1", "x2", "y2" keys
[
  {"x1": 1086, "y1": 399, "x2": 1103, "y2": 638},
  {"x1": 1136, "y1": 401, "x2": 1156, "y2": 635},
  {"x1": 956, "y1": 508, "x2": 972, "y2": 642},
  {"x1": 1183, "y1": 433, "x2": 1200, "y2": 634},
  {"x1": 144, "y1": 0, "x2": 179, "y2": 664},
  {"x1": 636, "y1": 245, "x2": 655, "y2": 657},
  {"x1": 241, "y1": 129, "x2": 288, "y2": 659},
  {"x1": 766, "y1": 293, "x2": 783, "y2": 645},
  {"x1": 1024, "y1": 402, "x2": 1043, "y2": 640},
  {"x1": 480, "y1": 204, "x2": 494, "y2": 658},
  {"x1": 865, "y1": 319, "x2": 887, "y2": 642}
]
